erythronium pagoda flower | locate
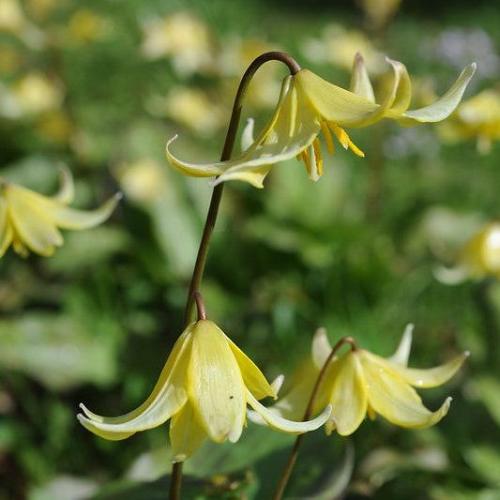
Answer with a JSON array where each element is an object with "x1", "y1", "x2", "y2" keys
[
  {"x1": 250, "y1": 325, "x2": 468, "y2": 436},
  {"x1": 166, "y1": 53, "x2": 476, "y2": 188},
  {"x1": 78, "y1": 320, "x2": 331, "y2": 463},
  {"x1": 0, "y1": 169, "x2": 121, "y2": 258}
]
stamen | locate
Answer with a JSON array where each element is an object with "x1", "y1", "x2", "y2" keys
[
  {"x1": 347, "y1": 138, "x2": 365, "y2": 158},
  {"x1": 312, "y1": 139, "x2": 323, "y2": 177},
  {"x1": 329, "y1": 123, "x2": 350, "y2": 149}
]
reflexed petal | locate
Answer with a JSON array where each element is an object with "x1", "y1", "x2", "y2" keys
[
  {"x1": 170, "y1": 402, "x2": 207, "y2": 463},
  {"x1": 77, "y1": 327, "x2": 192, "y2": 438},
  {"x1": 166, "y1": 77, "x2": 295, "y2": 181},
  {"x1": 312, "y1": 327, "x2": 332, "y2": 368},
  {"x1": 400, "y1": 63, "x2": 476, "y2": 124},
  {"x1": 188, "y1": 320, "x2": 246, "y2": 443},
  {"x1": 6, "y1": 185, "x2": 63, "y2": 256},
  {"x1": 295, "y1": 69, "x2": 379, "y2": 126},
  {"x1": 385, "y1": 58, "x2": 412, "y2": 115},
  {"x1": 361, "y1": 353, "x2": 452, "y2": 428},
  {"x1": 328, "y1": 351, "x2": 368, "y2": 436},
  {"x1": 225, "y1": 333, "x2": 276, "y2": 400},
  {"x1": 247, "y1": 389, "x2": 331, "y2": 434},
  {"x1": 52, "y1": 168, "x2": 74, "y2": 204},
  {"x1": 387, "y1": 324, "x2": 414, "y2": 366},
  {"x1": 350, "y1": 53, "x2": 375, "y2": 103},
  {"x1": 382, "y1": 351, "x2": 470, "y2": 388},
  {"x1": 47, "y1": 193, "x2": 121, "y2": 229}
]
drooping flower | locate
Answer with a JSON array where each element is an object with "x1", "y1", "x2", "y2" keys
[
  {"x1": 166, "y1": 54, "x2": 476, "y2": 188},
  {"x1": 0, "y1": 169, "x2": 121, "y2": 258},
  {"x1": 78, "y1": 320, "x2": 331, "y2": 463},
  {"x1": 439, "y1": 89, "x2": 500, "y2": 154},
  {"x1": 250, "y1": 326, "x2": 468, "y2": 436}
]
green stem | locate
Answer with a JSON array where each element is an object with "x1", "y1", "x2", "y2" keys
[
  {"x1": 169, "y1": 51, "x2": 301, "y2": 500},
  {"x1": 272, "y1": 337, "x2": 357, "y2": 500}
]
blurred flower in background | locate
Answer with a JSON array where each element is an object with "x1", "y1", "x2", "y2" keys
[
  {"x1": 65, "y1": 8, "x2": 109, "y2": 45},
  {"x1": 439, "y1": 89, "x2": 500, "y2": 154},
  {"x1": 357, "y1": 0, "x2": 401, "y2": 30},
  {"x1": 140, "y1": 11, "x2": 215, "y2": 76}
]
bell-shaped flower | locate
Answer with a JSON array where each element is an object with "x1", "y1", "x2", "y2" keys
[
  {"x1": 250, "y1": 325, "x2": 468, "y2": 436},
  {"x1": 0, "y1": 169, "x2": 121, "y2": 258},
  {"x1": 166, "y1": 54, "x2": 475, "y2": 188},
  {"x1": 77, "y1": 320, "x2": 331, "y2": 463}
]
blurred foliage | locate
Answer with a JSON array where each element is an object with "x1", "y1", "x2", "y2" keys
[{"x1": 1, "y1": 0, "x2": 500, "y2": 499}]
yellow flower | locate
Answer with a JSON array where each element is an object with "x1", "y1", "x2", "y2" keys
[
  {"x1": 250, "y1": 326, "x2": 468, "y2": 436},
  {"x1": 460, "y1": 222, "x2": 500, "y2": 279},
  {"x1": 77, "y1": 320, "x2": 331, "y2": 463},
  {"x1": 13, "y1": 72, "x2": 63, "y2": 115},
  {"x1": 439, "y1": 89, "x2": 500, "y2": 154},
  {"x1": 166, "y1": 55, "x2": 476, "y2": 188},
  {"x1": 0, "y1": 169, "x2": 121, "y2": 258},
  {"x1": 141, "y1": 12, "x2": 214, "y2": 76}
]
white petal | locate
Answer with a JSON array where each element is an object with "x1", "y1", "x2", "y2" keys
[{"x1": 312, "y1": 327, "x2": 332, "y2": 368}]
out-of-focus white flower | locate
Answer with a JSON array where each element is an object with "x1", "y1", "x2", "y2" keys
[
  {"x1": 115, "y1": 159, "x2": 166, "y2": 203},
  {"x1": 141, "y1": 12, "x2": 214, "y2": 76},
  {"x1": 301, "y1": 24, "x2": 385, "y2": 73}
]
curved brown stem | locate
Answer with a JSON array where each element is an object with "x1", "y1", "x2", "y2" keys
[
  {"x1": 272, "y1": 336, "x2": 357, "y2": 500},
  {"x1": 193, "y1": 291, "x2": 207, "y2": 321},
  {"x1": 169, "y1": 51, "x2": 301, "y2": 500}
]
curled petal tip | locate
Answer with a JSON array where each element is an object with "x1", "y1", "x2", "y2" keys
[{"x1": 354, "y1": 52, "x2": 364, "y2": 62}]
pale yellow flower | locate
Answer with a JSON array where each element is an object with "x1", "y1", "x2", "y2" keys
[
  {"x1": 0, "y1": 0, "x2": 25, "y2": 32},
  {"x1": 250, "y1": 326, "x2": 468, "y2": 436},
  {"x1": 358, "y1": 0, "x2": 401, "y2": 29},
  {"x1": 66, "y1": 8, "x2": 107, "y2": 44},
  {"x1": 459, "y1": 222, "x2": 500, "y2": 279},
  {"x1": 301, "y1": 24, "x2": 385, "y2": 73},
  {"x1": 13, "y1": 73, "x2": 63, "y2": 115},
  {"x1": 78, "y1": 320, "x2": 331, "y2": 462},
  {"x1": 116, "y1": 159, "x2": 166, "y2": 203},
  {"x1": 0, "y1": 169, "x2": 121, "y2": 257},
  {"x1": 164, "y1": 87, "x2": 224, "y2": 136},
  {"x1": 167, "y1": 55, "x2": 476, "y2": 188},
  {"x1": 439, "y1": 89, "x2": 500, "y2": 154},
  {"x1": 141, "y1": 12, "x2": 213, "y2": 76}
]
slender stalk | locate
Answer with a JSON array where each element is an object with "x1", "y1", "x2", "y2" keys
[
  {"x1": 169, "y1": 51, "x2": 301, "y2": 500},
  {"x1": 272, "y1": 337, "x2": 357, "y2": 500}
]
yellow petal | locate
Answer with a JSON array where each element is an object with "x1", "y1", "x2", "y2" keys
[
  {"x1": 224, "y1": 333, "x2": 276, "y2": 400},
  {"x1": 327, "y1": 351, "x2": 368, "y2": 436},
  {"x1": 295, "y1": 69, "x2": 379, "y2": 126},
  {"x1": 188, "y1": 320, "x2": 246, "y2": 443},
  {"x1": 387, "y1": 324, "x2": 414, "y2": 366},
  {"x1": 170, "y1": 401, "x2": 207, "y2": 463},
  {"x1": 166, "y1": 77, "x2": 297, "y2": 182},
  {"x1": 6, "y1": 185, "x2": 63, "y2": 256},
  {"x1": 350, "y1": 53, "x2": 375, "y2": 103},
  {"x1": 52, "y1": 167, "x2": 74, "y2": 204},
  {"x1": 0, "y1": 195, "x2": 13, "y2": 257},
  {"x1": 361, "y1": 352, "x2": 452, "y2": 428},
  {"x1": 46, "y1": 193, "x2": 121, "y2": 229},
  {"x1": 384, "y1": 58, "x2": 412, "y2": 116},
  {"x1": 383, "y1": 351, "x2": 469, "y2": 388},
  {"x1": 400, "y1": 63, "x2": 476, "y2": 124},
  {"x1": 77, "y1": 327, "x2": 192, "y2": 439},
  {"x1": 247, "y1": 389, "x2": 331, "y2": 434}
]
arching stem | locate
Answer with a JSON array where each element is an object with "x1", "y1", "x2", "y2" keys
[
  {"x1": 169, "y1": 51, "x2": 301, "y2": 500},
  {"x1": 272, "y1": 337, "x2": 357, "y2": 500}
]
